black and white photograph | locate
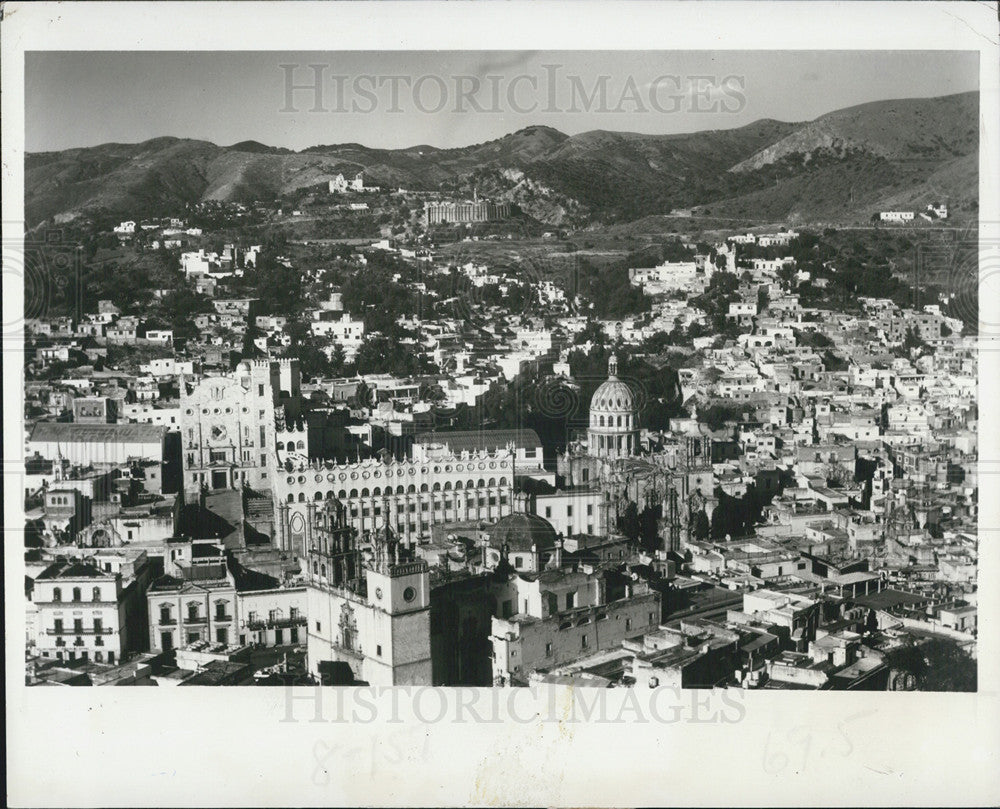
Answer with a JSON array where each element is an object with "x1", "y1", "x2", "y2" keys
[{"x1": 4, "y1": 2, "x2": 999, "y2": 807}]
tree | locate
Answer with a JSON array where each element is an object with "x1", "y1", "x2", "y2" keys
[
  {"x1": 885, "y1": 638, "x2": 977, "y2": 692},
  {"x1": 865, "y1": 608, "x2": 879, "y2": 635},
  {"x1": 691, "y1": 510, "x2": 710, "y2": 541},
  {"x1": 419, "y1": 382, "x2": 447, "y2": 403},
  {"x1": 350, "y1": 380, "x2": 374, "y2": 409},
  {"x1": 618, "y1": 500, "x2": 641, "y2": 542}
]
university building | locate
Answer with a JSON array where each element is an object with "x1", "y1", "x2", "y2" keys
[
  {"x1": 273, "y1": 449, "x2": 516, "y2": 555},
  {"x1": 180, "y1": 358, "x2": 301, "y2": 494}
]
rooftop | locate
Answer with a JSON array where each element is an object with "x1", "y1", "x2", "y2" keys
[
  {"x1": 415, "y1": 428, "x2": 541, "y2": 452},
  {"x1": 30, "y1": 422, "x2": 168, "y2": 444}
]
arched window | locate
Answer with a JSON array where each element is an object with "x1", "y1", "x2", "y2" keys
[
  {"x1": 488, "y1": 477, "x2": 496, "y2": 487},
  {"x1": 326, "y1": 490, "x2": 335, "y2": 499},
  {"x1": 314, "y1": 492, "x2": 323, "y2": 501},
  {"x1": 396, "y1": 485, "x2": 405, "y2": 495},
  {"x1": 361, "y1": 488, "x2": 370, "y2": 497},
  {"x1": 297, "y1": 493, "x2": 305, "y2": 502},
  {"x1": 373, "y1": 486, "x2": 381, "y2": 497},
  {"x1": 349, "y1": 488, "x2": 358, "y2": 498},
  {"x1": 53, "y1": 587, "x2": 62, "y2": 602},
  {"x1": 407, "y1": 484, "x2": 416, "y2": 494},
  {"x1": 92, "y1": 587, "x2": 101, "y2": 602},
  {"x1": 455, "y1": 480, "x2": 464, "y2": 490},
  {"x1": 296, "y1": 441, "x2": 305, "y2": 450},
  {"x1": 443, "y1": 481, "x2": 452, "y2": 491},
  {"x1": 287, "y1": 493, "x2": 294, "y2": 503},
  {"x1": 432, "y1": 482, "x2": 441, "y2": 492},
  {"x1": 478, "y1": 478, "x2": 486, "y2": 488},
  {"x1": 420, "y1": 483, "x2": 429, "y2": 493},
  {"x1": 599, "y1": 415, "x2": 605, "y2": 427},
  {"x1": 499, "y1": 477, "x2": 508, "y2": 486},
  {"x1": 72, "y1": 587, "x2": 81, "y2": 602},
  {"x1": 338, "y1": 489, "x2": 347, "y2": 499}
]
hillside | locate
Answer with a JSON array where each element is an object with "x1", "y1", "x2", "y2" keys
[{"x1": 25, "y1": 91, "x2": 978, "y2": 227}]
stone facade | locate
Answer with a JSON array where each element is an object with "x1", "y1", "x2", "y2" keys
[
  {"x1": 274, "y1": 449, "x2": 516, "y2": 554},
  {"x1": 180, "y1": 359, "x2": 300, "y2": 494}
]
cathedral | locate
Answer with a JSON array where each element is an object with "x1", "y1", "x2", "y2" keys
[{"x1": 557, "y1": 355, "x2": 717, "y2": 552}]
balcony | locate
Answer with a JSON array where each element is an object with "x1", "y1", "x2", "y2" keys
[
  {"x1": 213, "y1": 614, "x2": 234, "y2": 623},
  {"x1": 158, "y1": 617, "x2": 177, "y2": 626},
  {"x1": 184, "y1": 616, "x2": 208, "y2": 625},
  {"x1": 246, "y1": 616, "x2": 307, "y2": 631},
  {"x1": 36, "y1": 600, "x2": 118, "y2": 607},
  {"x1": 48, "y1": 627, "x2": 114, "y2": 635}
]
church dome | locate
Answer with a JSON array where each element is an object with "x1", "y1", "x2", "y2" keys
[
  {"x1": 488, "y1": 512, "x2": 558, "y2": 553},
  {"x1": 590, "y1": 355, "x2": 636, "y2": 414}
]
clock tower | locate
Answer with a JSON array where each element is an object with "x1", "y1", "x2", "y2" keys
[{"x1": 306, "y1": 499, "x2": 432, "y2": 685}]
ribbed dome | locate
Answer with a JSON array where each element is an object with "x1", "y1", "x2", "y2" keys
[
  {"x1": 488, "y1": 512, "x2": 558, "y2": 553},
  {"x1": 590, "y1": 377, "x2": 636, "y2": 413}
]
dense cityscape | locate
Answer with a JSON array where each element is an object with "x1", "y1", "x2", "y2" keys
[
  {"x1": 22, "y1": 99, "x2": 979, "y2": 690},
  {"x1": 22, "y1": 176, "x2": 978, "y2": 690}
]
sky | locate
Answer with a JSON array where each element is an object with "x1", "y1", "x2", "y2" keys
[{"x1": 26, "y1": 50, "x2": 979, "y2": 152}]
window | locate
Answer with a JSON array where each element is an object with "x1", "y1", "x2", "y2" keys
[
  {"x1": 567, "y1": 505, "x2": 573, "y2": 517},
  {"x1": 93, "y1": 618, "x2": 103, "y2": 633},
  {"x1": 545, "y1": 507, "x2": 552, "y2": 518},
  {"x1": 316, "y1": 621, "x2": 321, "y2": 632},
  {"x1": 160, "y1": 606, "x2": 172, "y2": 624},
  {"x1": 72, "y1": 587, "x2": 81, "y2": 602},
  {"x1": 258, "y1": 384, "x2": 265, "y2": 396},
  {"x1": 53, "y1": 588, "x2": 62, "y2": 602},
  {"x1": 581, "y1": 635, "x2": 589, "y2": 649},
  {"x1": 514, "y1": 556, "x2": 523, "y2": 569},
  {"x1": 53, "y1": 618, "x2": 63, "y2": 634},
  {"x1": 216, "y1": 628, "x2": 229, "y2": 644},
  {"x1": 290, "y1": 607, "x2": 300, "y2": 620},
  {"x1": 215, "y1": 602, "x2": 228, "y2": 619},
  {"x1": 376, "y1": 645, "x2": 382, "y2": 657},
  {"x1": 188, "y1": 604, "x2": 199, "y2": 621},
  {"x1": 565, "y1": 592, "x2": 575, "y2": 610},
  {"x1": 625, "y1": 618, "x2": 632, "y2": 631},
  {"x1": 545, "y1": 642, "x2": 553, "y2": 656},
  {"x1": 73, "y1": 618, "x2": 83, "y2": 633}
]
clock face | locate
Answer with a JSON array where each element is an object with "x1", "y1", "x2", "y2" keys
[
  {"x1": 211, "y1": 424, "x2": 228, "y2": 442},
  {"x1": 402, "y1": 586, "x2": 416, "y2": 603}
]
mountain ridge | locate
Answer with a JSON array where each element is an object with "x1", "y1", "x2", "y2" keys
[{"x1": 26, "y1": 91, "x2": 977, "y2": 227}]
